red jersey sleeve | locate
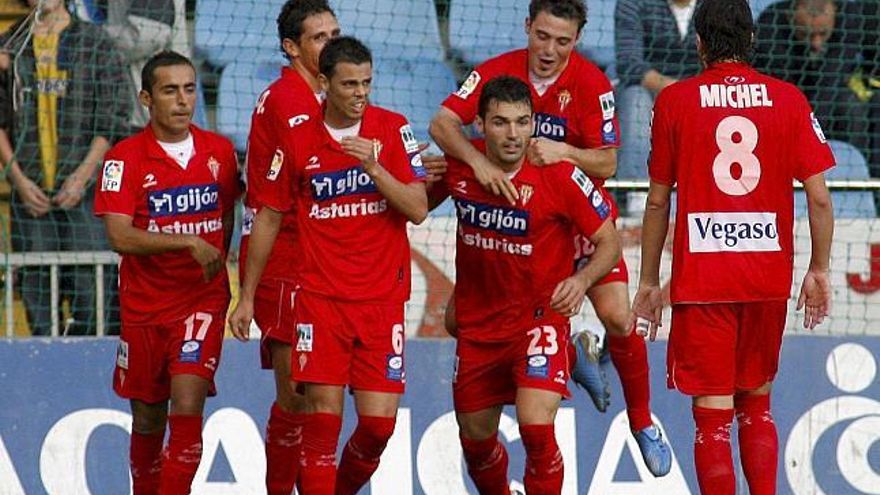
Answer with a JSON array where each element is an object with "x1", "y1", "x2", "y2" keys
[
  {"x1": 255, "y1": 126, "x2": 300, "y2": 214},
  {"x1": 555, "y1": 165, "x2": 612, "y2": 237},
  {"x1": 578, "y1": 70, "x2": 621, "y2": 149},
  {"x1": 94, "y1": 149, "x2": 137, "y2": 217},
  {"x1": 220, "y1": 143, "x2": 242, "y2": 212},
  {"x1": 441, "y1": 63, "x2": 494, "y2": 126},
  {"x1": 384, "y1": 116, "x2": 428, "y2": 184},
  {"x1": 791, "y1": 92, "x2": 836, "y2": 182},
  {"x1": 648, "y1": 88, "x2": 677, "y2": 186}
]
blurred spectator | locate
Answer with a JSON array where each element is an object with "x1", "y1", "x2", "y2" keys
[
  {"x1": 754, "y1": 0, "x2": 879, "y2": 169},
  {"x1": 614, "y1": 0, "x2": 701, "y2": 181},
  {"x1": 0, "y1": 0, "x2": 130, "y2": 335},
  {"x1": 72, "y1": 0, "x2": 191, "y2": 133}
]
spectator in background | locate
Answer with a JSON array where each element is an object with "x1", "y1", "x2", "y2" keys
[
  {"x1": 614, "y1": 0, "x2": 701, "y2": 183},
  {"x1": 0, "y1": 0, "x2": 130, "y2": 335},
  {"x1": 72, "y1": 0, "x2": 192, "y2": 133},
  {"x1": 754, "y1": 0, "x2": 878, "y2": 168}
]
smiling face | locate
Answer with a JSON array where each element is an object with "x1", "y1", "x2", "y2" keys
[
  {"x1": 476, "y1": 100, "x2": 533, "y2": 171},
  {"x1": 140, "y1": 64, "x2": 196, "y2": 142},
  {"x1": 320, "y1": 61, "x2": 372, "y2": 128},
  {"x1": 525, "y1": 11, "x2": 581, "y2": 79}
]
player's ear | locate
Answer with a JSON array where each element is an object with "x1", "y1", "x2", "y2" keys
[
  {"x1": 318, "y1": 73, "x2": 330, "y2": 94},
  {"x1": 524, "y1": 16, "x2": 531, "y2": 36},
  {"x1": 282, "y1": 38, "x2": 300, "y2": 60},
  {"x1": 474, "y1": 115, "x2": 485, "y2": 135},
  {"x1": 138, "y1": 89, "x2": 152, "y2": 110}
]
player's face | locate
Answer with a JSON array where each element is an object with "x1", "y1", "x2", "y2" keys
[
  {"x1": 285, "y1": 11, "x2": 340, "y2": 76},
  {"x1": 140, "y1": 64, "x2": 197, "y2": 139},
  {"x1": 525, "y1": 11, "x2": 580, "y2": 78},
  {"x1": 793, "y1": 4, "x2": 836, "y2": 55},
  {"x1": 476, "y1": 100, "x2": 532, "y2": 168},
  {"x1": 320, "y1": 62, "x2": 372, "y2": 127}
]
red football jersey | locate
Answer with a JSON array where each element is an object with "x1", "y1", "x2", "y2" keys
[
  {"x1": 438, "y1": 140, "x2": 612, "y2": 342},
  {"x1": 240, "y1": 67, "x2": 322, "y2": 283},
  {"x1": 649, "y1": 62, "x2": 835, "y2": 303},
  {"x1": 94, "y1": 125, "x2": 241, "y2": 325},
  {"x1": 258, "y1": 105, "x2": 427, "y2": 303}
]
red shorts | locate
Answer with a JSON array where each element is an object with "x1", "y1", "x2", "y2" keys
[
  {"x1": 454, "y1": 322, "x2": 572, "y2": 413},
  {"x1": 667, "y1": 301, "x2": 787, "y2": 396},
  {"x1": 113, "y1": 307, "x2": 227, "y2": 403},
  {"x1": 574, "y1": 248, "x2": 629, "y2": 286},
  {"x1": 254, "y1": 280, "x2": 298, "y2": 369},
  {"x1": 291, "y1": 291, "x2": 406, "y2": 393}
]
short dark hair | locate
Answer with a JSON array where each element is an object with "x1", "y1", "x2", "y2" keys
[
  {"x1": 529, "y1": 0, "x2": 587, "y2": 33},
  {"x1": 478, "y1": 76, "x2": 533, "y2": 118},
  {"x1": 318, "y1": 36, "x2": 372, "y2": 80},
  {"x1": 277, "y1": 0, "x2": 336, "y2": 59},
  {"x1": 141, "y1": 50, "x2": 195, "y2": 93},
  {"x1": 694, "y1": 0, "x2": 755, "y2": 65}
]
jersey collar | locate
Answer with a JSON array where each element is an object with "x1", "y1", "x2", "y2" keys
[{"x1": 143, "y1": 124, "x2": 213, "y2": 165}]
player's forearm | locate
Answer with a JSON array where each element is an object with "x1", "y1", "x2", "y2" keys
[
  {"x1": 368, "y1": 165, "x2": 428, "y2": 224},
  {"x1": 642, "y1": 69, "x2": 676, "y2": 93},
  {"x1": 105, "y1": 221, "x2": 199, "y2": 256},
  {"x1": 576, "y1": 223, "x2": 621, "y2": 289},
  {"x1": 566, "y1": 146, "x2": 617, "y2": 179},
  {"x1": 222, "y1": 208, "x2": 235, "y2": 253},
  {"x1": 240, "y1": 207, "x2": 282, "y2": 301},
  {"x1": 77, "y1": 137, "x2": 111, "y2": 183},
  {"x1": 805, "y1": 180, "x2": 834, "y2": 273},
  {"x1": 638, "y1": 185, "x2": 671, "y2": 287},
  {"x1": 429, "y1": 110, "x2": 483, "y2": 165}
]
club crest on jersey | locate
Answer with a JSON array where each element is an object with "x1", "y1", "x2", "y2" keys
[
  {"x1": 207, "y1": 156, "x2": 220, "y2": 180},
  {"x1": 810, "y1": 113, "x2": 827, "y2": 144},
  {"x1": 455, "y1": 70, "x2": 481, "y2": 99},
  {"x1": 558, "y1": 89, "x2": 572, "y2": 112},
  {"x1": 267, "y1": 148, "x2": 284, "y2": 181},
  {"x1": 533, "y1": 113, "x2": 567, "y2": 141},
  {"x1": 599, "y1": 91, "x2": 615, "y2": 120},
  {"x1": 101, "y1": 160, "x2": 124, "y2": 192},
  {"x1": 519, "y1": 184, "x2": 534, "y2": 205}
]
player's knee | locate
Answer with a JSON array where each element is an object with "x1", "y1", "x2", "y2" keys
[
  {"x1": 456, "y1": 415, "x2": 499, "y2": 441},
  {"x1": 353, "y1": 416, "x2": 396, "y2": 457},
  {"x1": 737, "y1": 381, "x2": 773, "y2": 397},
  {"x1": 131, "y1": 403, "x2": 167, "y2": 434},
  {"x1": 601, "y1": 310, "x2": 631, "y2": 337}
]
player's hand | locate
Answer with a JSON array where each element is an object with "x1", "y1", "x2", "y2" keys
[
  {"x1": 551, "y1": 275, "x2": 589, "y2": 317},
  {"x1": 340, "y1": 136, "x2": 381, "y2": 174},
  {"x1": 797, "y1": 269, "x2": 831, "y2": 330},
  {"x1": 188, "y1": 237, "x2": 223, "y2": 282},
  {"x1": 419, "y1": 143, "x2": 447, "y2": 183},
  {"x1": 13, "y1": 175, "x2": 51, "y2": 217},
  {"x1": 468, "y1": 154, "x2": 518, "y2": 205},
  {"x1": 631, "y1": 285, "x2": 664, "y2": 341},
  {"x1": 52, "y1": 172, "x2": 87, "y2": 210},
  {"x1": 228, "y1": 297, "x2": 254, "y2": 342},
  {"x1": 528, "y1": 137, "x2": 571, "y2": 166}
]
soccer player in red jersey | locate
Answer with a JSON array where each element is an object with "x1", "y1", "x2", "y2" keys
[
  {"x1": 230, "y1": 2, "x2": 339, "y2": 493},
  {"x1": 430, "y1": 0, "x2": 671, "y2": 475},
  {"x1": 431, "y1": 75, "x2": 620, "y2": 495},
  {"x1": 94, "y1": 51, "x2": 241, "y2": 495},
  {"x1": 229, "y1": 36, "x2": 427, "y2": 495},
  {"x1": 633, "y1": 1, "x2": 835, "y2": 493}
]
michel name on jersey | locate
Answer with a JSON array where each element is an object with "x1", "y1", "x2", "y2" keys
[{"x1": 308, "y1": 165, "x2": 387, "y2": 220}]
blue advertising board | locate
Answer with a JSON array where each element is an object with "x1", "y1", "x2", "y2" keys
[{"x1": 1, "y1": 336, "x2": 878, "y2": 494}]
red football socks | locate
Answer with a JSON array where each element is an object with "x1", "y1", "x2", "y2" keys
[
  {"x1": 130, "y1": 429, "x2": 164, "y2": 495},
  {"x1": 159, "y1": 415, "x2": 203, "y2": 495},
  {"x1": 460, "y1": 433, "x2": 510, "y2": 495},
  {"x1": 335, "y1": 415, "x2": 396, "y2": 495},
  {"x1": 299, "y1": 412, "x2": 343, "y2": 495},
  {"x1": 608, "y1": 331, "x2": 653, "y2": 431},
  {"x1": 265, "y1": 402, "x2": 307, "y2": 495},
  {"x1": 692, "y1": 406, "x2": 735, "y2": 495},
  {"x1": 736, "y1": 394, "x2": 778, "y2": 495},
  {"x1": 519, "y1": 424, "x2": 564, "y2": 495}
]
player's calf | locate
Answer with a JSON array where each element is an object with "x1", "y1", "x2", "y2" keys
[{"x1": 336, "y1": 415, "x2": 397, "y2": 495}]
